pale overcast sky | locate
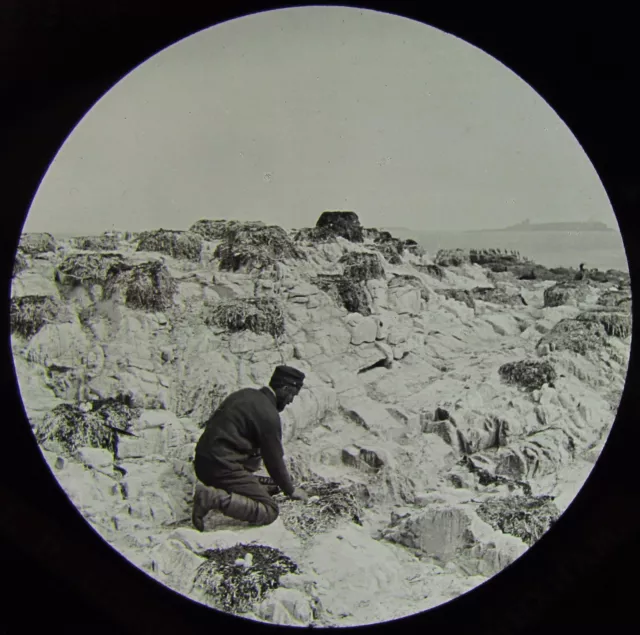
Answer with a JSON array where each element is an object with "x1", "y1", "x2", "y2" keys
[{"x1": 24, "y1": 6, "x2": 615, "y2": 235}]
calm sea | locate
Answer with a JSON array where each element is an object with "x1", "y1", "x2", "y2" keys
[{"x1": 390, "y1": 229, "x2": 630, "y2": 272}]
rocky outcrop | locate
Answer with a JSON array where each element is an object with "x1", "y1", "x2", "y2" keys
[
  {"x1": 315, "y1": 211, "x2": 364, "y2": 242},
  {"x1": 10, "y1": 216, "x2": 630, "y2": 627}
]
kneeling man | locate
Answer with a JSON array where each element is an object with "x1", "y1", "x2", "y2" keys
[{"x1": 192, "y1": 365, "x2": 308, "y2": 530}]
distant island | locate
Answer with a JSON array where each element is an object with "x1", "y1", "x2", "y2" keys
[{"x1": 498, "y1": 219, "x2": 613, "y2": 232}]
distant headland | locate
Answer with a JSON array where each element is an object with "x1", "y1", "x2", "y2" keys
[{"x1": 497, "y1": 218, "x2": 613, "y2": 232}]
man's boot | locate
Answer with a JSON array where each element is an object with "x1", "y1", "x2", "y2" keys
[
  {"x1": 192, "y1": 482, "x2": 231, "y2": 531},
  {"x1": 224, "y1": 492, "x2": 279, "y2": 526}
]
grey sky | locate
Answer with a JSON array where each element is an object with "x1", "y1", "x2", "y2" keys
[{"x1": 24, "y1": 6, "x2": 615, "y2": 235}]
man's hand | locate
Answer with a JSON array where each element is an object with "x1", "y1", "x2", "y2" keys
[{"x1": 289, "y1": 487, "x2": 309, "y2": 502}]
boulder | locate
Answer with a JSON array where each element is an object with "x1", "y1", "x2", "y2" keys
[{"x1": 349, "y1": 316, "x2": 378, "y2": 345}]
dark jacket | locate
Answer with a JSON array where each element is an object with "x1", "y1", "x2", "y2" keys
[{"x1": 195, "y1": 387, "x2": 295, "y2": 496}]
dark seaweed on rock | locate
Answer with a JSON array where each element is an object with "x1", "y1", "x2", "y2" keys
[
  {"x1": 543, "y1": 281, "x2": 591, "y2": 308},
  {"x1": 316, "y1": 211, "x2": 364, "y2": 242},
  {"x1": 56, "y1": 252, "x2": 126, "y2": 287},
  {"x1": 10, "y1": 295, "x2": 59, "y2": 339},
  {"x1": 372, "y1": 242, "x2": 404, "y2": 265},
  {"x1": 275, "y1": 480, "x2": 364, "y2": 541},
  {"x1": 435, "y1": 288, "x2": 476, "y2": 310},
  {"x1": 471, "y1": 286, "x2": 527, "y2": 307},
  {"x1": 597, "y1": 288, "x2": 632, "y2": 308},
  {"x1": 337, "y1": 278, "x2": 372, "y2": 315},
  {"x1": 104, "y1": 260, "x2": 177, "y2": 311},
  {"x1": 89, "y1": 396, "x2": 141, "y2": 434},
  {"x1": 459, "y1": 455, "x2": 532, "y2": 496},
  {"x1": 214, "y1": 222, "x2": 306, "y2": 272},
  {"x1": 469, "y1": 248, "x2": 531, "y2": 267},
  {"x1": 576, "y1": 309, "x2": 631, "y2": 339},
  {"x1": 19, "y1": 232, "x2": 57, "y2": 255},
  {"x1": 193, "y1": 544, "x2": 299, "y2": 613},
  {"x1": 414, "y1": 263, "x2": 445, "y2": 280},
  {"x1": 205, "y1": 297, "x2": 286, "y2": 338},
  {"x1": 189, "y1": 219, "x2": 232, "y2": 241},
  {"x1": 12, "y1": 250, "x2": 28, "y2": 277},
  {"x1": 136, "y1": 229, "x2": 203, "y2": 262},
  {"x1": 37, "y1": 404, "x2": 112, "y2": 454},
  {"x1": 339, "y1": 251, "x2": 385, "y2": 282},
  {"x1": 293, "y1": 226, "x2": 338, "y2": 244},
  {"x1": 71, "y1": 234, "x2": 121, "y2": 251},
  {"x1": 434, "y1": 248, "x2": 469, "y2": 267},
  {"x1": 312, "y1": 273, "x2": 372, "y2": 315},
  {"x1": 476, "y1": 495, "x2": 560, "y2": 546},
  {"x1": 536, "y1": 318, "x2": 608, "y2": 356},
  {"x1": 37, "y1": 398, "x2": 139, "y2": 455},
  {"x1": 498, "y1": 359, "x2": 557, "y2": 391}
]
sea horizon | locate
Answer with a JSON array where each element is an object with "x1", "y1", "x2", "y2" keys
[{"x1": 28, "y1": 225, "x2": 631, "y2": 273}]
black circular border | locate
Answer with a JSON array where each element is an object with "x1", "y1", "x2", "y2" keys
[{"x1": 1, "y1": 2, "x2": 638, "y2": 633}]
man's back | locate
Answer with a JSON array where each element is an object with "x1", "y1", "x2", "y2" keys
[{"x1": 195, "y1": 387, "x2": 278, "y2": 468}]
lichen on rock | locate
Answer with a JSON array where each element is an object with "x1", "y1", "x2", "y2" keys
[
  {"x1": 498, "y1": 359, "x2": 557, "y2": 391},
  {"x1": 193, "y1": 544, "x2": 299, "y2": 613}
]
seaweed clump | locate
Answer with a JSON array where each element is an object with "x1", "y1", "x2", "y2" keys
[
  {"x1": 55, "y1": 252, "x2": 126, "y2": 287},
  {"x1": 536, "y1": 318, "x2": 608, "y2": 356},
  {"x1": 476, "y1": 495, "x2": 560, "y2": 546},
  {"x1": 543, "y1": 281, "x2": 591, "y2": 308},
  {"x1": 597, "y1": 288, "x2": 632, "y2": 308},
  {"x1": 275, "y1": 480, "x2": 364, "y2": 541},
  {"x1": 434, "y1": 248, "x2": 469, "y2": 267},
  {"x1": 19, "y1": 232, "x2": 57, "y2": 255},
  {"x1": 36, "y1": 398, "x2": 139, "y2": 455},
  {"x1": 10, "y1": 295, "x2": 59, "y2": 339},
  {"x1": 339, "y1": 251, "x2": 385, "y2": 282},
  {"x1": 498, "y1": 359, "x2": 557, "y2": 391},
  {"x1": 104, "y1": 260, "x2": 177, "y2": 311},
  {"x1": 435, "y1": 288, "x2": 476, "y2": 310},
  {"x1": 472, "y1": 286, "x2": 527, "y2": 307},
  {"x1": 71, "y1": 234, "x2": 121, "y2": 251},
  {"x1": 576, "y1": 308, "x2": 631, "y2": 339},
  {"x1": 213, "y1": 222, "x2": 306, "y2": 272},
  {"x1": 12, "y1": 250, "x2": 28, "y2": 277},
  {"x1": 189, "y1": 219, "x2": 232, "y2": 241},
  {"x1": 193, "y1": 544, "x2": 299, "y2": 614},
  {"x1": 136, "y1": 229, "x2": 203, "y2": 262},
  {"x1": 205, "y1": 297, "x2": 285, "y2": 338}
]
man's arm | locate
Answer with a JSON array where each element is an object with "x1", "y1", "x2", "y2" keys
[{"x1": 258, "y1": 414, "x2": 296, "y2": 497}]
